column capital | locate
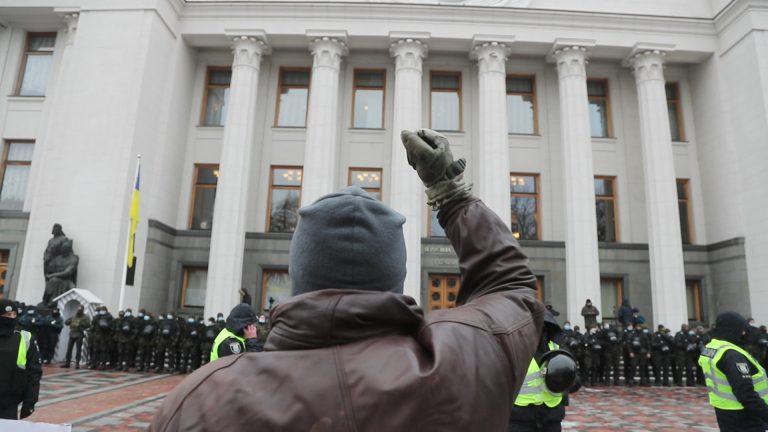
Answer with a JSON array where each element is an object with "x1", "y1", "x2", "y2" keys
[
  {"x1": 552, "y1": 45, "x2": 591, "y2": 79},
  {"x1": 390, "y1": 38, "x2": 429, "y2": 73},
  {"x1": 229, "y1": 35, "x2": 269, "y2": 69},
  {"x1": 63, "y1": 13, "x2": 79, "y2": 45},
  {"x1": 308, "y1": 36, "x2": 348, "y2": 71},
  {"x1": 471, "y1": 41, "x2": 511, "y2": 75}
]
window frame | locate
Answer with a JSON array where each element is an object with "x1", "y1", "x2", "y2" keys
[
  {"x1": 594, "y1": 175, "x2": 619, "y2": 242},
  {"x1": 274, "y1": 67, "x2": 311, "y2": 128},
  {"x1": 261, "y1": 269, "x2": 290, "y2": 311},
  {"x1": 535, "y1": 275, "x2": 545, "y2": 302},
  {"x1": 15, "y1": 32, "x2": 57, "y2": 96},
  {"x1": 198, "y1": 66, "x2": 232, "y2": 127},
  {"x1": 600, "y1": 276, "x2": 624, "y2": 322},
  {"x1": 666, "y1": 82, "x2": 685, "y2": 142},
  {"x1": 0, "y1": 140, "x2": 35, "y2": 209},
  {"x1": 266, "y1": 165, "x2": 303, "y2": 232},
  {"x1": 351, "y1": 69, "x2": 386, "y2": 129},
  {"x1": 510, "y1": 172, "x2": 541, "y2": 240},
  {"x1": 427, "y1": 206, "x2": 446, "y2": 238},
  {"x1": 686, "y1": 279, "x2": 703, "y2": 323},
  {"x1": 347, "y1": 167, "x2": 383, "y2": 199},
  {"x1": 677, "y1": 178, "x2": 695, "y2": 244},
  {"x1": 180, "y1": 266, "x2": 207, "y2": 309},
  {"x1": 429, "y1": 70, "x2": 463, "y2": 132},
  {"x1": 187, "y1": 163, "x2": 219, "y2": 230},
  {"x1": 506, "y1": 74, "x2": 538, "y2": 135},
  {"x1": 587, "y1": 78, "x2": 613, "y2": 138}
]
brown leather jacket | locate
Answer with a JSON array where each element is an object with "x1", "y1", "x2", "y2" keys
[{"x1": 151, "y1": 196, "x2": 545, "y2": 432}]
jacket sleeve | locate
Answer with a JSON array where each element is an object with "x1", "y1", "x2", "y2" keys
[
  {"x1": 438, "y1": 196, "x2": 537, "y2": 305},
  {"x1": 23, "y1": 335, "x2": 43, "y2": 408},
  {"x1": 217, "y1": 337, "x2": 247, "y2": 358},
  {"x1": 718, "y1": 350, "x2": 768, "y2": 423}
]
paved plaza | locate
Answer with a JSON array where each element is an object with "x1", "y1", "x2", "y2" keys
[{"x1": 23, "y1": 366, "x2": 719, "y2": 431}]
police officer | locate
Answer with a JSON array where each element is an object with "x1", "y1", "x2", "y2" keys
[
  {"x1": 508, "y1": 312, "x2": 578, "y2": 431},
  {"x1": 210, "y1": 304, "x2": 261, "y2": 361},
  {"x1": 651, "y1": 325, "x2": 673, "y2": 386},
  {"x1": 699, "y1": 311, "x2": 768, "y2": 431},
  {"x1": 200, "y1": 317, "x2": 217, "y2": 367},
  {"x1": 91, "y1": 306, "x2": 114, "y2": 370},
  {"x1": 179, "y1": 316, "x2": 201, "y2": 373},
  {"x1": 0, "y1": 299, "x2": 42, "y2": 420},
  {"x1": 63, "y1": 305, "x2": 90, "y2": 369},
  {"x1": 155, "y1": 313, "x2": 179, "y2": 373},
  {"x1": 41, "y1": 307, "x2": 63, "y2": 364},
  {"x1": 582, "y1": 324, "x2": 602, "y2": 387},
  {"x1": 115, "y1": 309, "x2": 137, "y2": 371},
  {"x1": 136, "y1": 312, "x2": 157, "y2": 372},
  {"x1": 674, "y1": 324, "x2": 695, "y2": 386},
  {"x1": 600, "y1": 322, "x2": 622, "y2": 385}
]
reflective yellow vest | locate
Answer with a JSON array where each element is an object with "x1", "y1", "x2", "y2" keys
[
  {"x1": 210, "y1": 328, "x2": 245, "y2": 362},
  {"x1": 16, "y1": 330, "x2": 31, "y2": 369},
  {"x1": 514, "y1": 341, "x2": 563, "y2": 408},
  {"x1": 698, "y1": 338, "x2": 768, "y2": 410}
]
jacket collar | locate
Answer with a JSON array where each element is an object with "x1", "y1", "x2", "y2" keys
[{"x1": 265, "y1": 289, "x2": 424, "y2": 351}]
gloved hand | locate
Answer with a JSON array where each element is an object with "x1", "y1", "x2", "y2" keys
[
  {"x1": 401, "y1": 129, "x2": 472, "y2": 210},
  {"x1": 20, "y1": 403, "x2": 34, "y2": 419}
]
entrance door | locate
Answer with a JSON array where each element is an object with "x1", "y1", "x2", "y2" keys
[{"x1": 427, "y1": 274, "x2": 460, "y2": 311}]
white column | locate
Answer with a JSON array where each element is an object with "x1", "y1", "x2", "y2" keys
[
  {"x1": 629, "y1": 48, "x2": 688, "y2": 327},
  {"x1": 472, "y1": 39, "x2": 512, "y2": 228},
  {"x1": 205, "y1": 35, "x2": 268, "y2": 317},
  {"x1": 553, "y1": 43, "x2": 602, "y2": 327},
  {"x1": 300, "y1": 34, "x2": 348, "y2": 206},
  {"x1": 389, "y1": 37, "x2": 428, "y2": 303}
]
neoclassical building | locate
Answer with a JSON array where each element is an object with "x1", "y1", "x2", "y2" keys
[{"x1": 0, "y1": 0, "x2": 765, "y2": 328}]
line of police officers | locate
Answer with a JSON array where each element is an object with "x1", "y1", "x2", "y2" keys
[
  {"x1": 14, "y1": 302, "x2": 269, "y2": 374},
  {"x1": 561, "y1": 320, "x2": 768, "y2": 388}
]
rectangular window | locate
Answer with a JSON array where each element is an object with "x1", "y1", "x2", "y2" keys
[
  {"x1": 268, "y1": 166, "x2": 302, "y2": 232},
  {"x1": 200, "y1": 67, "x2": 231, "y2": 126},
  {"x1": 188, "y1": 164, "x2": 219, "y2": 230},
  {"x1": 600, "y1": 277, "x2": 624, "y2": 321},
  {"x1": 0, "y1": 142, "x2": 34, "y2": 211},
  {"x1": 427, "y1": 274, "x2": 460, "y2": 311},
  {"x1": 430, "y1": 71, "x2": 461, "y2": 131},
  {"x1": 181, "y1": 266, "x2": 207, "y2": 308},
  {"x1": 510, "y1": 173, "x2": 540, "y2": 240},
  {"x1": 17, "y1": 33, "x2": 56, "y2": 96},
  {"x1": 535, "y1": 276, "x2": 545, "y2": 302},
  {"x1": 595, "y1": 176, "x2": 618, "y2": 242},
  {"x1": 0, "y1": 249, "x2": 9, "y2": 298},
  {"x1": 677, "y1": 179, "x2": 694, "y2": 244},
  {"x1": 276, "y1": 68, "x2": 310, "y2": 127},
  {"x1": 348, "y1": 168, "x2": 382, "y2": 200},
  {"x1": 666, "y1": 82, "x2": 684, "y2": 142},
  {"x1": 429, "y1": 208, "x2": 446, "y2": 238},
  {"x1": 686, "y1": 279, "x2": 703, "y2": 323},
  {"x1": 587, "y1": 79, "x2": 612, "y2": 138},
  {"x1": 352, "y1": 70, "x2": 385, "y2": 129},
  {"x1": 506, "y1": 75, "x2": 536, "y2": 134},
  {"x1": 262, "y1": 270, "x2": 292, "y2": 311}
]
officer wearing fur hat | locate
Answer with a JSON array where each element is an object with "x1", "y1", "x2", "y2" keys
[
  {"x1": 0, "y1": 299, "x2": 42, "y2": 420},
  {"x1": 699, "y1": 311, "x2": 768, "y2": 431},
  {"x1": 152, "y1": 129, "x2": 544, "y2": 432},
  {"x1": 209, "y1": 304, "x2": 260, "y2": 361}
]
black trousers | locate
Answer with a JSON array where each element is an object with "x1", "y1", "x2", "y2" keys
[
  {"x1": 65, "y1": 336, "x2": 84, "y2": 365},
  {"x1": 0, "y1": 404, "x2": 17, "y2": 420}
]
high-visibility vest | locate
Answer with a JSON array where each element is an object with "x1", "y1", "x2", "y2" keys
[
  {"x1": 514, "y1": 341, "x2": 563, "y2": 408},
  {"x1": 16, "y1": 330, "x2": 31, "y2": 369},
  {"x1": 210, "y1": 328, "x2": 245, "y2": 362},
  {"x1": 698, "y1": 338, "x2": 768, "y2": 410}
]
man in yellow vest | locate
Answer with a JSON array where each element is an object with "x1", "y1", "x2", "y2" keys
[
  {"x1": 509, "y1": 310, "x2": 579, "y2": 431},
  {"x1": 0, "y1": 299, "x2": 42, "y2": 420},
  {"x1": 210, "y1": 303, "x2": 260, "y2": 362},
  {"x1": 699, "y1": 311, "x2": 768, "y2": 432}
]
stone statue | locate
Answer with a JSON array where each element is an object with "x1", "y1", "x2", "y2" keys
[{"x1": 43, "y1": 227, "x2": 79, "y2": 303}]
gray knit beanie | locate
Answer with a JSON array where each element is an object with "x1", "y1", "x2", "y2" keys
[{"x1": 289, "y1": 186, "x2": 407, "y2": 295}]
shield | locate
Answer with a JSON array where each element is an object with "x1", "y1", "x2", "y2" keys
[{"x1": 229, "y1": 342, "x2": 242, "y2": 354}]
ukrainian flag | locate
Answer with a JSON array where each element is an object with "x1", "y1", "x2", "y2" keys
[{"x1": 127, "y1": 161, "x2": 140, "y2": 269}]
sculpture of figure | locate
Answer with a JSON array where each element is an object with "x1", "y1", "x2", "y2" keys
[
  {"x1": 43, "y1": 224, "x2": 68, "y2": 275},
  {"x1": 43, "y1": 239, "x2": 79, "y2": 304}
]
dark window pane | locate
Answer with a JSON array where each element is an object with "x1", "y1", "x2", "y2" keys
[
  {"x1": 676, "y1": 181, "x2": 688, "y2": 199},
  {"x1": 282, "y1": 70, "x2": 310, "y2": 86},
  {"x1": 269, "y1": 189, "x2": 300, "y2": 232},
  {"x1": 668, "y1": 102, "x2": 680, "y2": 141},
  {"x1": 510, "y1": 175, "x2": 536, "y2": 194},
  {"x1": 191, "y1": 188, "x2": 216, "y2": 230},
  {"x1": 448, "y1": 292, "x2": 457, "y2": 302},
  {"x1": 587, "y1": 80, "x2": 606, "y2": 97},
  {"x1": 679, "y1": 202, "x2": 691, "y2": 244},
  {"x1": 272, "y1": 168, "x2": 303, "y2": 186},
  {"x1": 511, "y1": 196, "x2": 538, "y2": 240},
  {"x1": 432, "y1": 74, "x2": 459, "y2": 90},
  {"x1": 197, "y1": 166, "x2": 219, "y2": 185},
  {"x1": 350, "y1": 170, "x2": 381, "y2": 189},
  {"x1": 431, "y1": 278, "x2": 440, "y2": 288},
  {"x1": 208, "y1": 69, "x2": 231, "y2": 85},
  {"x1": 589, "y1": 100, "x2": 608, "y2": 137},
  {"x1": 430, "y1": 209, "x2": 446, "y2": 237},
  {"x1": 355, "y1": 71, "x2": 384, "y2": 87},
  {"x1": 353, "y1": 89, "x2": 383, "y2": 128},
  {"x1": 431, "y1": 292, "x2": 440, "y2": 301},
  {"x1": 596, "y1": 200, "x2": 617, "y2": 242},
  {"x1": 28, "y1": 35, "x2": 56, "y2": 52},
  {"x1": 506, "y1": 77, "x2": 533, "y2": 93},
  {"x1": 447, "y1": 278, "x2": 457, "y2": 288},
  {"x1": 665, "y1": 83, "x2": 677, "y2": 100},
  {"x1": 594, "y1": 179, "x2": 614, "y2": 197}
]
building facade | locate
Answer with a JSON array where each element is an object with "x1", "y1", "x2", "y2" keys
[{"x1": 0, "y1": 0, "x2": 765, "y2": 329}]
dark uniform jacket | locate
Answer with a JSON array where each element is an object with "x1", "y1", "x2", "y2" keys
[
  {"x1": 714, "y1": 349, "x2": 768, "y2": 431},
  {"x1": 65, "y1": 313, "x2": 90, "y2": 339},
  {"x1": 0, "y1": 326, "x2": 42, "y2": 412},
  {"x1": 151, "y1": 196, "x2": 546, "y2": 432}
]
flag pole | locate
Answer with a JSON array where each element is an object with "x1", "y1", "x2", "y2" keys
[{"x1": 119, "y1": 154, "x2": 141, "y2": 311}]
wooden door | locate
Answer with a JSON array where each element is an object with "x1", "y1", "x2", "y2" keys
[{"x1": 427, "y1": 274, "x2": 460, "y2": 311}]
